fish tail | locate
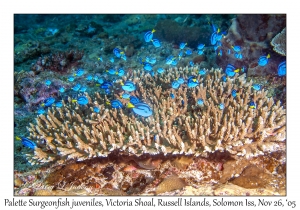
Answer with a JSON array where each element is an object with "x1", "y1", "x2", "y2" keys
[
  {"x1": 71, "y1": 99, "x2": 77, "y2": 103},
  {"x1": 95, "y1": 84, "x2": 100, "y2": 86},
  {"x1": 152, "y1": 29, "x2": 156, "y2": 33},
  {"x1": 127, "y1": 102, "x2": 135, "y2": 108},
  {"x1": 267, "y1": 54, "x2": 270, "y2": 58},
  {"x1": 15, "y1": 136, "x2": 21, "y2": 141}
]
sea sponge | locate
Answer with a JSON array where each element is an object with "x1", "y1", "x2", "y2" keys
[{"x1": 271, "y1": 28, "x2": 286, "y2": 56}]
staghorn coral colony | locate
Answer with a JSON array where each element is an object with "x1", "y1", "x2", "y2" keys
[{"x1": 14, "y1": 14, "x2": 286, "y2": 196}]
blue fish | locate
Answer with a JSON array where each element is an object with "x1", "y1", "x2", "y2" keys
[
  {"x1": 197, "y1": 44, "x2": 205, "y2": 50},
  {"x1": 59, "y1": 87, "x2": 65, "y2": 93},
  {"x1": 121, "y1": 92, "x2": 130, "y2": 99},
  {"x1": 152, "y1": 39, "x2": 161, "y2": 48},
  {"x1": 185, "y1": 49, "x2": 193, "y2": 55},
  {"x1": 214, "y1": 45, "x2": 219, "y2": 51},
  {"x1": 79, "y1": 86, "x2": 87, "y2": 92},
  {"x1": 73, "y1": 96, "x2": 89, "y2": 105},
  {"x1": 130, "y1": 96, "x2": 140, "y2": 104},
  {"x1": 93, "y1": 75, "x2": 99, "y2": 81},
  {"x1": 157, "y1": 68, "x2": 165, "y2": 74},
  {"x1": 181, "y1": 100, "x2": 184, "y2": 106},
  {"x1": 37, "y1": 108, "x2": 45, "y2": 115},
  {"x1": 113, "y1": 48, "x2": 121, "y2": 58},
  {"x1": 171, "y1": 59, "x2": 178, "y2": 66},
  {"x1": 109, "y1": 57, "x2": 114, "y2": 63},
  {"x1": 227, "y1": 49, "x2": 231, "y2": 54},
  {"x1": 219, "y1": 103, "x2": 225, "y2": 110},
  {"x1": 105, "y1": 88, "x2": 110, "y2": 94},
  {"x1": 231, "y1": 46, "x2": 241, "y2": 52},
  {"x1": 111, "y1": 99, "x2": 123, "y2": 109},
  {"x1": 19, "y1": 137, "x2": 36, "y2": 149},
  {"x1": 120, "y1": 53, "x2": 127, "y2": 61},
  {"x1": 197, "y1": 99, "x2": 204, "y2": 106},
  {"x1": 278, "y1": 61, "x2": 286, "y2": 76},
  {"x1": 86, "y1": 75, "x2": 93, "y2": 81},
  {"x1": 55, "y1": 101, "x2": 63, "y2": 108},
  {"x1": 100, "y1": 81, "x2": 113, "y2": 89},
  {"x1": 74, "y1": 68, "x2": 84, "y2": 77},
  {"x1": 211, "y1": 31, "x2": 218, "y2": 45},
  {"x1": 170, "y1": 93, "x2": 175, "y2": 99},
  {"x1": 225, "y1": 64, "x2": 240, "y2": 77},
  {"x1": 189, "y1": 61, "x2": 194, "y2": 67},
  {"x1": 252, "y1": 84, "x2": 261, "y2": 91},
  {"x1": 122, "y1": 81, "x2": 136, "y2": 92},
  {"x1": 249, "y1": 101, "x2": 256, "y2": 109},
  {"x1": 118, "y1": 68, "x2": 125, "y2": 76},
  {"x1": 187, "y1": 76, "x2": 198, "y2": 88},
  {"x1": 72, "y1": 83, "x2": 81, "y2": 91},
  {"x1": 42, "y1": 97, "x2": 55, "y2": 107},
  {"x1": 198, "y1": 69, "x2": 206, "y2": 75},
  {"x1": 93, "y1": 107, "x2": 100, "y2": 113},
  {"x1": 172, "y1": 81, "x2": 180, "y2": 89},
  {"x1": 144, "y1": 29, "x2": 156, "y2": 42},
  {"x1": 143, "y1": 63, "x2": 152, "y2": 71},
  {"x1": 150, "y1": 71, "x2": 155, "y2": 77},
  {"x1": 198, "y1": 49, "x2": 204, "y2": 55},
  {"x1": 179, "y1": 42, "x2": 187, "y2": 50},
  {"x1": 98, "y1": 57, "x2": 103, "y2": 62},
  {"x1": 218, "y1": 49, "x2": 223, "y2": 56},
  {"x1": 107, "y1": 68, "x2": 118, "y2": 75},
  {"x1": 231, "y1": 89, "x2": 237, "y2": 98},
  {"x1": 258, "y1": 54, "x2": 270, "y2": 66},
  {"x1": 166, "y1": 55, "x2": 175, "y2": 65},
  {"x1": 67, "y1": 76, "x2": 75, "y2": 82},
  {"x1": 146, "y1": 57, "x2": 156, "y2": 64},
  {"x1": 127, "y1": 102, "x2": 153, "y2": 117},
  {"x1": 45, "y1": 80, "x2": 51, "y2": 86},
  {"x1": 97, "y1": 77, "x2": 104, "y2": 84},
  {"x1": 221, "y1": 75, "x2": 227, "y2": 82},
  {"x1": 216, "y1": 41, "x2": 222, "y2": 47},
  {"x1": 234, "y1": 53, "x2": 243, "y2": 59},
  {"x1": 177, "y1": 77, "x2": 185, "y2": 84}
]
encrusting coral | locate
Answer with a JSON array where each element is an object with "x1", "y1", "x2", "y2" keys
[
  {"x1": 271, "y1": 28, "x2": 286, "y2": 56},
  {"x1": 25, "y1": 67, "x2": 286, "y2": 166}
]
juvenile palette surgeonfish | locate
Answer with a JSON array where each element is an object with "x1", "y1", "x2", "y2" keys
[
  {"x1": 198, "y1": 49, "x2": 204, "y2": 55},
  {"x1": 252, "y1": 84, "x2": 261, "y2": 91},
  {"x1": 76, "y1": 96, "x2": 89, "y2": 105},
  {"x1": 72, "y1": 83, "x2": 81, "y2": 91},
  {"x1": 129, "y1": 96, "x2": 140, "y2": 104},
  {"x1": 45, "y1": 79, "x2": 51, "y2": 86},
  {"x1": 107, "y1": 68, "x2": 118, "y2": 75},
  {"x1": 249, "y1": 101, "x2": 256, "y2": 109},
  {"x1": 127, "y1": 102, "x2": 153, "y2": 117},
  {"x1": 197, "y1": 44, "x2": 205, "y2": 50},
  {"x1": 179, "y1": 42, "x2": 187, "y2": 50},
  {"x1": 67, "y1": 76, "x2": 75, "y2": 82},
  {"x1": 172, "y1": 81, "x2": 180, "y2": 89},
  {"x1": 143, "y1": 63, "x2": 152, "y2": 71},
  {"x1": 225, "y1": 64, "x2": 239, "y2": 77},
  {"x1": 118, "y1": 68, "x2": 125, "y2": 76},
  {"x1": 219, "y1": 103, "x2": 225, "y2": 110},
  {"x1": 187, "y1": 76, "x2": 199, "y2": 88},
  {"x1": 198, "y1": 69, "x2": 206, "y2": 75},
  {"x1": 59, "y1": 87, "x2": 65, "y2": 93},
  {"x1": 231, "y1": 89, "x2": 237, "y2": 98},
  {"x1": 185, "y1": 49, "x2": 192, "y2": 55},
  {"x1": 121, "y1": 92, "x2": 130, "y2": 99},
  {"x1": 42, "y1": 97, "x2": 55, "y2": 107},
  {"x1": 16, "y1": 136, "x2": 36, "y2": 149},
  {"x1": 197, "y1": 99, "x2": 204, "y2": 106},
  {"x1": 55, "y1": 101, "x2": 63, "y2": 108},
  {"x1": 74, "y1": 68, "x2": 84, "y2": 76},
  {"x1": 231, "y1": 45, "x2": 241, "y2": 52},
  {"x1": 157, "y1": 68, "x2": 165, "y2": 74},
  {"x1": 258, "y1": 54, "x2": 270, "y2": 66},
  {"x1": 93, "y1": 107, "x2": 100, "y2": 113},
  {"x1": 144, "y1": 29, "x2": 156, "y2": 42},
  {"x1": 278, "y1": 61, "x2": 286, "y2": 76},
  {"x1": 37, "y1": 108, "x2": 46, "y2": 115},
  {"x1": 110, "y1": 99, "x2": 123, "y2": 109},
  {"x1": 122, "y1": 81, "x2": 136, "y2": 92},
  {"x1": 100, "y1": 81, "x2": 113, "y2": 89},
  {"x1": 176, "y1": 77, "x2": 185, "y2": 84},
  {"x1": 151, "y1": 39, "x2": 161, "y2": 48},
  {"x1": 113, "y1": 48, "x2": 121, "y2": 58}
]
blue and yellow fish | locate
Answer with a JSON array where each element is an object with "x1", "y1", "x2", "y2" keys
[
  {"x1": 86, "y1": 75, "x2": 93, "y2": 81},
  {"x1": 72, "y1": 83, "x2": 81, "y2": 91},
  {"x1": 113, "y1": 48, "x2": 121, "y2": 58},
  {"x1": 58, "y1": 87, "x2": 65, "y2": 93},
  {"x1": 109, "y1": 57, "x2": 114, "y2": 63},
  {"x1": 189, "y1": 61, "x2": 194, "y2": 67},
  {"x1": 170, "y1": 93, "x2": 175, "y2": 99},
  {"x1": 37, "y1": 108, "x2": 46, "y2": 115},
  {"x1": 45, "y1": 79, "x2": 51, "y2": 86},
  {"x1": 198, "y1": 49, "x2": 204, "y2": 55},
  {"x1": 98, "y1": 56, "x2": 103, "y2": 62},
  {"x1": 234, "y1": 53, "x2": 243, "y2": 59},
  {"x1": 93, "y1": 106, "x2": 100, "y2": 113},
  {"x1": 252, "y1": 84, "x2": 261, "y2": 91},
  {"x1": 197, "y1": 44, "x2": 205, "y2": 50},
  {"x1": 143, "y1": 63, "x2": 152, "y2": 71},
  {"x1": 231, "y1": 45, "x2": 241, "y2": 52},
  {"x1": 79, "y1": 86, "x2": 87, "y2": 92},
  {"x1": 231, "y1": 89, "x2": 238, "y2": 98},
  {"x1": 198, "y1": 69, "x2": 206, "y2": 75},
  {"x1": 172, "y1": 81, "x2": 180, "y2": 89},
  {"x1": 185, "y1": 49, "x2": 193, "y2": 55},
  {"x1": 197, "y1": 99, "x2": 204, "y2": 106},
  {"x1": 225, "y1": 64, "x2": 240, "y2": 77},
  {"x1": 278, "y1": 61, "x2": 286, "y2": 76},
  {"x1": 16, "y1": 136, "x2": 36, "y2": 149},
  {"x1": 221, "y1": 75, "x2": 227, "y2": 82},
  {"x1": 118, "y1": 68, "x2": 125, "y2": 76},
  {"x1": 110, "y1": 99, "x2": 123, "y2": 109},
  {"x1": 219, "y1": 103, "x2": 225, "y2": 110},
  {"x1": 151, "y1": 39, "x2": 161, "y2": 48},
  {"x1": 97, "y1": 77, "x2": 104, "y2": 85},
  {"x1": 258, "y1": 54, "x2": 270, "y2": 66},
  {"x1": 100, "y1": 81, "x2": 113, "y2": 89},
  {"x1": 122, "y1": 81, "x2": 136, "y2": 92},
  {"x1": 107, "y1": 68, "x2": 118, "y2": 75},
  {"x1": 157, "y1": 68, "x2": 165, "y2": 74},
  {"x1": 166, "y1": 55, "x2": 176, "y2": 65},
  {"x1": 179, "y1": 42, "x2": 187, "y2": 50},
  {"x1": 55, "y1": 101, "x2": 63, "y2": 108},
  {"x1": 171, "y1": 58, "x2": 178, "y2": 66},
  {"x1": 130, "y1": 96, "x2": 140, "y2": 105},
  {"x1": 72, "y1": 96, "x2": 89, "y2": 105},
  {"x1": 67, "y1": 76, "x2": 75, "y2": 82},
  {"x1": 127, "y1": 102, "x2": 153, "y2": 117},
  {"x1": 120, "y1": 52, "x2": 127, "y2": 61},
  {"x1": 176, "y1": 77, "x2": 185, "y2": 84},
  {"x1": 144, "y1": 29, "x2": 156, "y2": 42},
  {"x1": 41, "y1": 97, "x2": 55, "y2": 107},
  {"x1": 187, "y1": 76, "x2": 198, "y2": 88},
  {"x1": 249, "y1": 101, "x2": 256, "y2": 109},
  {"x1": 74, "y1": 68, "x2": 84, "y2": 77},
  {"x1": 218, "y1": 49, "x2": 223, "y2": 56},
  {"x1": 121, "y1": 92, "x2": 130, "y2": 99}
]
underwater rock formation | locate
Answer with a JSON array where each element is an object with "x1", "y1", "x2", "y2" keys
[{"x1": 24, "y1": 67, "x2": 286, "y2": 166}]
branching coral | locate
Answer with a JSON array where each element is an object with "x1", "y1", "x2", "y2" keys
[
  {"x1": 271, "y1": 28, "x2": 286, "y2": 56},
  {"x1": 25, "y1": 67, "x2": 286, "y2": 166}
]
